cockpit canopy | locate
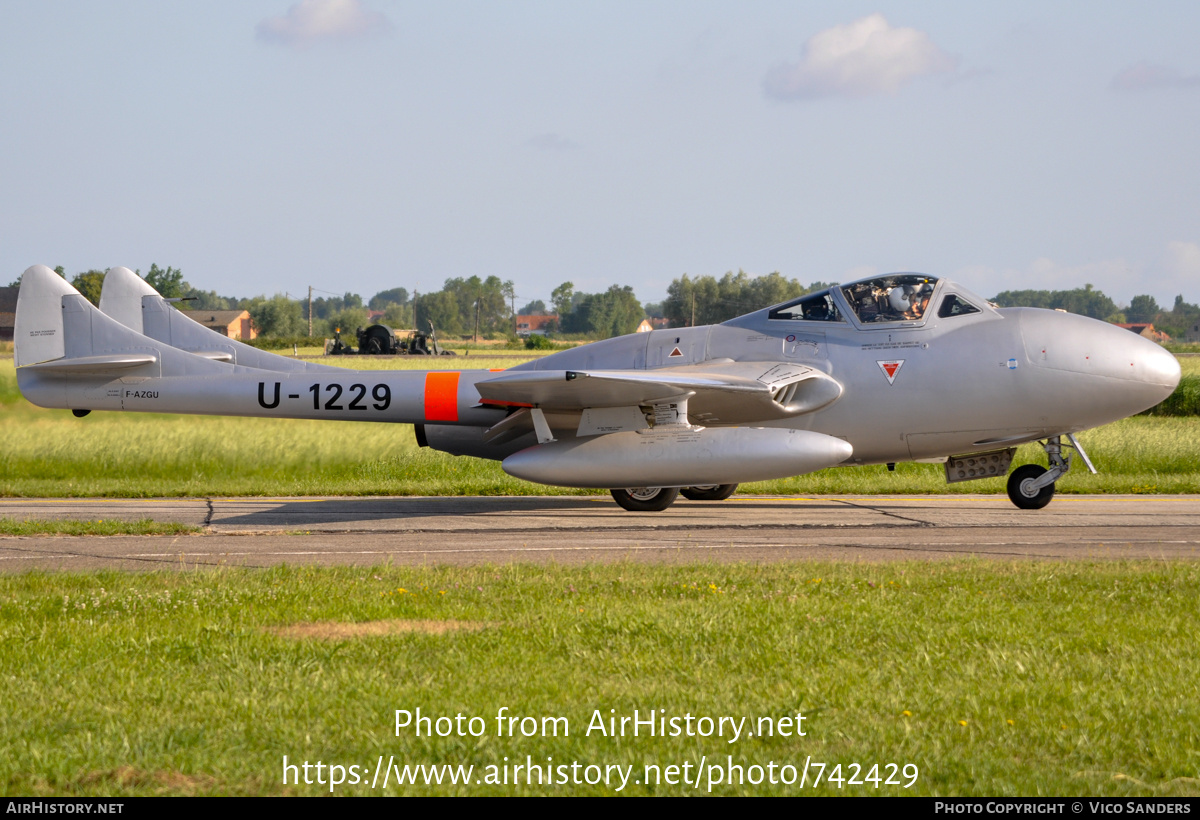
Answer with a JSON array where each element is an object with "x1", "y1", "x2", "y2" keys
[
  {"x1": 840, "y1": 274, "x2": 937, "y2": 323},
  {"x1": 765, "y1": 273, "x2": 985, "y2": 325}
]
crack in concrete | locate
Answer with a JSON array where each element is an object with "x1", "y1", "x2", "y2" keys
[{"x1": 830, "y1": 498, "x2": 936, "y2": 526}]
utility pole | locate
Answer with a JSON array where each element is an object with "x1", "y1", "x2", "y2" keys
[
  {"x1": 308, "y1": 286, "x2": 313, "y2": 337},
  {"x1": 691, "y1": 291, "x2": 695, "y2": 328},
  {"x1": 474, "y1": 298, "x2": 481, "y2": 344}
]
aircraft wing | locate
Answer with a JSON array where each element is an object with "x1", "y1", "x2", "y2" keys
[{"x1": 476, "y1": 360, "x2": 842, "y2": 424}]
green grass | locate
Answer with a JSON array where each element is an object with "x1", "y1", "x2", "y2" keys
[
  {"x1": 1, "y1": 561, "x2": 1198, "y2": 796},
  {"x1": 3, "y1": 356, "x2": 1198, "y2": 497},
  {"x1": 1143, "y1": 374, "x2": 1200, "y2": 416},
  {"x1": 0, "y1": 518, "x2": 201, "y2": 536}
]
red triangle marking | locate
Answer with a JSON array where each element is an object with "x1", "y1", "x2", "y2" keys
[
  {"x1": 877, "y1": 359, "x2": 905, "y2": 384},
  {"x1": 669, "y1": 347, "x2": 683, "y2": 357}
]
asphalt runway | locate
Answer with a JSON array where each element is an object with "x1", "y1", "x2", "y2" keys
[{"x1": 1, "y1": 494, "x2": 1198, "y2": 571}]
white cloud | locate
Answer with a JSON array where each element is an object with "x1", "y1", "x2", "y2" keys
[
  {"x1": 764, "y1": 14, "x2": 957, "y2": 101},
  {"x1": 257, "y1": 0, "x2": 391, "y2": 48},
  {"x1": 1110, "y1": 61, "x2": 1200, "y2": 92}
]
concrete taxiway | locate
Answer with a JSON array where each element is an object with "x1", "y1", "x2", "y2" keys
[{"x1": 0, "y1": 495, "x2": 1197, "y2": 571}]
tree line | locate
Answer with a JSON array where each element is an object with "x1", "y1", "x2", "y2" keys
[
  {"x1": 991, "y1": 285, "x2": 1200, "y2": 338},
  {"x1": 12, "y1": 266, "x2": 1198, "y2": 341}
]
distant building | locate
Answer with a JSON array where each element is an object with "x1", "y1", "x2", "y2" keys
[
  {"x1": 1187, "y1": 323, "x2": 1200, "y2": 343},
  {"x1": 516, "y1": 314, "x2": 557, "y2": 336},
  {"x1": 186, "y1": 309, "x2": 256, "y2": 340},
  {"x1": 1114, "y1": 323, "x2": 1170, "y2": 343},
  {"x1": 0, "y1": 286, "x2": 17, "y2": 342}
]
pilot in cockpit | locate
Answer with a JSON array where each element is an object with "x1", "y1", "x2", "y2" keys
[{"x1": 887, "y1": 283, "x2": 934, "y2": 320}]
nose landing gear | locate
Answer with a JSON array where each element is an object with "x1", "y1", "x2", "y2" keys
[{"x1": 1006, "y1": 433, "x2": 1096, "y2": 509}]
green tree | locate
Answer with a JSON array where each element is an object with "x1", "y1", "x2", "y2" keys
[
  {"x1": 326, "y1": 307, "x2": 370, "y2": 336},
  {"x1": 562, "y1": 285, "x2": 643, "y2": 337},
  {"x1": 663, "y1": 270, "x2": 819, "y2": 326},
  {"x1": 179, "y1": 286, "x2": 236, "y2": 310},
  {"x1": 144, "y1": 264, "x2": 184, "y2": 298},
  {"x1": 413, "y1": 289, "x2": 463, "y2": 336},
  {"x1": 70, "y1": 270, "x2": 106, "y2": 305},
  {"x1": 310, "y1": 292, "x2": 364, "y2": 320},
  {"x1": 1158, "y1": 294, "x2": 1200, "y2": 337},
  {"x1": 1126, "y1": 295, "x2": 1159, "y2": 324},
  {"x1": 991, "y1": 285, "x2": 1117, "y2": 319},
  {"x1": 247, "y1": 294, "x2": 305, "y2": 337},
  {"x1": 441, "y1": 275, "x2": 509, "y2": 336},
  {"x1": 551, "y1": 282, "x2": 575, "y2": 318},
  {"x1": 381, "y1": 303, "x2": 413, "y2": 328},
  {"x1": 369, "y1": 288, "x2": 409, "y2": 310}
]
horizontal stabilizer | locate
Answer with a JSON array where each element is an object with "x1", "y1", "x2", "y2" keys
[
  {"x1": 22, "y1": 352, "x2": 158, "y2": 375},
  {"x1": 190, "y1": 350, "x2": 235, "y2": 363}
]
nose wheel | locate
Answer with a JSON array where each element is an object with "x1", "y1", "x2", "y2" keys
[
  {"x1": 1005, "y1": 433, "x2": 1097, "y2": 510},
  {"x1": 1007, "y1": 465, "x2": 1055, "y2": 509}
]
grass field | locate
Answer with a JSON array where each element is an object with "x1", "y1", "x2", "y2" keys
[
  {"x1": 1, "y1": 561, "x2": 1197, "y2": 796},
  {"x1": 2, "y1": 355, "x2": 1198, "y2": 497}
]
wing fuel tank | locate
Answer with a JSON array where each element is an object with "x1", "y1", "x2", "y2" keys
[{"x1": 501, "y1": 427, "x2": 853, "y2": 488}]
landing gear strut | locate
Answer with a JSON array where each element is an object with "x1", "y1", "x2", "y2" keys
[{"x1": 1006, "y1": 433, "x2": 1096, "y2": 510}]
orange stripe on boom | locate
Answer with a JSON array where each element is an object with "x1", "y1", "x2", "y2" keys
[{"x1": 424, "y1": 372, "x2": 460, "y2": 422}]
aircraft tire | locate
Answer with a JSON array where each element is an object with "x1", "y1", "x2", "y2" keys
[
  {"x1": 610, "y1": 487, "x2": 679, "y2": 512},
  {"x1": 1007, "y1": 465, "x2": 1055, "y2": 510},
  {"x1": 680, "y1": 484, "x2": 738, "y2": 501}
]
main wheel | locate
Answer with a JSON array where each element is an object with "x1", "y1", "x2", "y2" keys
[
  {"x1": 1007, "y1": 464, "x2": 1055, "y2": 510},
  {"x1": 610, "y1": 487, "x2": 679, "y2": 512},
  {"x1": 680, "y1": 484, "x2": 738, "y2": 501}
]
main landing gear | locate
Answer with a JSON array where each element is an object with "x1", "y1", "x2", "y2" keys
[
  {"x1": 609, "y1": 484, "x2": 740, "y2": 512},
  {"x1": 1006, "y1": 434, "x2": 1096, "y2": 510}
]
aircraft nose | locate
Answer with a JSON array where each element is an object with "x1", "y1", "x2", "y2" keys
[
  {"x1": 1019, "y1": 309, "x2": 1181, "y2": 417},
  {"x1": 1137, "y1": 338, "x2": 1184, "y2": 392}
]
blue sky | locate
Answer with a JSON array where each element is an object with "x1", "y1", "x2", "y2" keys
[{"x1": 2, "y1": 1, "x2": 1197, "y2": 309}]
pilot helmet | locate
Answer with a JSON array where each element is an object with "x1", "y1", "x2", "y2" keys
[{"x1": 887, "y1": 285, "x2": 913, "y2": 313}]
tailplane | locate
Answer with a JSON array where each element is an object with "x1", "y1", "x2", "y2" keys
[{"x1": 15, "y1": 262, "x2": 241, "y2": 391}]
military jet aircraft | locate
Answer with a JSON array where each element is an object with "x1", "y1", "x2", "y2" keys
[{"x1": 13, "y1": 264, "x2": 1180, "y2": 511}]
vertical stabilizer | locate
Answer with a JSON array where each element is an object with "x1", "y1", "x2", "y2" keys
[
  {"x1": 98, "y1": 264, "x2": 343, "y2": 373},
  {"x1": 97, "y1": 266, "x2": 155, "y2": 335},
  {"x1": 13, "y1": 265, "x2": 73, "y2": 367}
]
